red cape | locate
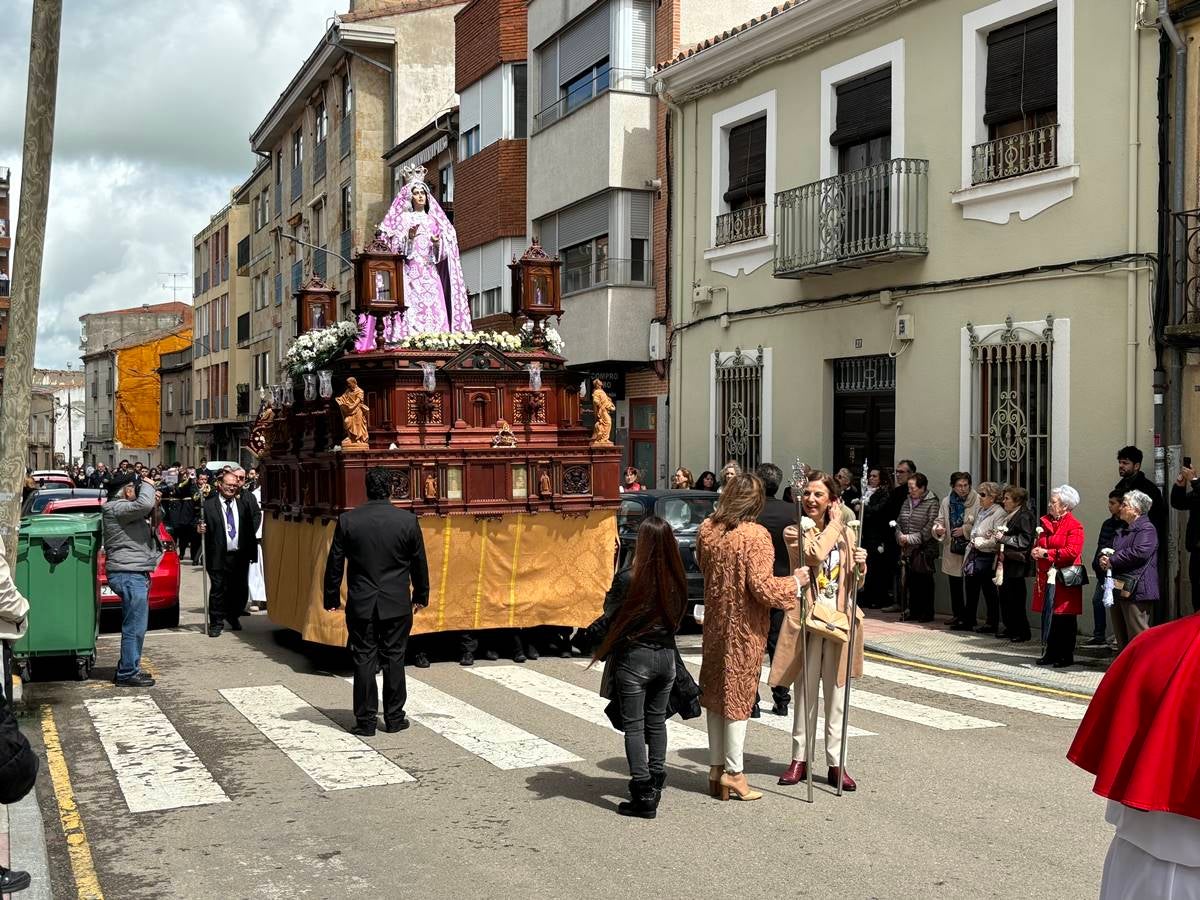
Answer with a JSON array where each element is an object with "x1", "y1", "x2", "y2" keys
[{"x1": 1067, "y1": 614, "x2": 1200, "y2": 820}]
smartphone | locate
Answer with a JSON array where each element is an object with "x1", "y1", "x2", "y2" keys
[{"x1": 1185, "y1": 456, "x2": 1193, "y2": 469}]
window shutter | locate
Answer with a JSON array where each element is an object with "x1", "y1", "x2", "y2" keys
[
  {"x1": 630, "y1": 0, "x2": 653, "y2": 73},
  {"x1": 829, "y1": 69, "x2": 891, "y2": 147},
  {"x1": 557, "y1": 193, "x2": 610, "y2": 248},
  {"x1": 560, "y1": 2, "x2": 611, "y2": 83},
  {"x1": 630, "y1": 192, "x2": 651, "y2": 240},
  {"x1": 984, "y1": 10, "x2": 1057, "y2": 126},
  {"x1": 724, "y1": 117, "x2": 767, "y2": 205},
  {"x1": 539, "y1": 44, "x2": 559, "y2": 121},
  {"x1": 537, "y1": 216, "x2": 558, "y2": 256}
]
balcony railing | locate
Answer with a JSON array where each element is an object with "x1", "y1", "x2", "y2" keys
[
  {"x1": 291, "y1": 260, "x2": 302, "y2": 292},
  {"x1": 715, "y1": 203, "x2": 767, "y2": 247},
  {"x1": 0, "y1": 278, "x2": 8, "y2": 298},
  {"x1": 533, "y1": 68, "x2": 650, "y2": 132},
  {"x1": 562, "y1": 257, "x2": 652, "y2": 296},
  {"x1": 314, "y1": 247, "x2": 327, "y2": 279},
  {"x1": 971, "y1": 124, "x2": 1058, "y2": 185},
  {"x1": 340, "y1": 120, "x2": 352, "y2": 159},
  {"x1": 774, "y1": 158, "x2": 929, "y2": 278},
  {"x1": 291, "y1": 164, "x2": 302, "y2": 202},
  {"x1": 201, "y1": 271, "x2": 210, "y2": 293},
  {"x1": 314, "y1": 140, "x2": 327, "y2": 184},
  {"x1": 237, "y1": 236, "x2": 250, "y2": 270},
  {"x1": 340, "y1": 229, "x2": 351, "y2": 270}
]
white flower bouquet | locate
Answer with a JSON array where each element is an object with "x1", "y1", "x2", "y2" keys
[
  {"x1": 398, "y1": 330, "x2": 527, "y2": 353},
  {"x1": 284, "y1": 320, "x2": 359, "y2": 377},
  {"x1": 520, "y1": 320, "x2": 566, "y2": 355}
]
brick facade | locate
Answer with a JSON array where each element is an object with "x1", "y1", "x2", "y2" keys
[
  {"x1": 654, "y1": 0, "x2": 682, "y2": 326},
  {"x1": 455, "y1": 0, "x2": 528, "y2": 92},
  {"x1": 454, "y1": 140, "x2": 528, "y2": 252},
  {"x1": 626, "y1": 368, "x2": 667, "y2": 397}
]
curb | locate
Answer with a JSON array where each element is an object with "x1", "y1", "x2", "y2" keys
[
  {"x1": 8, "y1": 789, "x2": 51, "y2": 900},
  {"x1": 863, "y1": 639, "x2": 1101, "y2": 698}
]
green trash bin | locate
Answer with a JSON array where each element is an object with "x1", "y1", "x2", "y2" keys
[{"x1": 11, "y1": 513, "x2": 102, "y2": 682}]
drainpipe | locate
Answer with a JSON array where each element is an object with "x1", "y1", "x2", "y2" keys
[{"x1": 1130, "y1": 8, "x2": 1145, "y2": 448}]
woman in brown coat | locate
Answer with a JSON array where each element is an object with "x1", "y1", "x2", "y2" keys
[
  {"x1": 769, "y1": 472, "x2": 866, "y2": 791},
  {"x1": 697, "y1": 473, "x2": 803, "y2": 801}
]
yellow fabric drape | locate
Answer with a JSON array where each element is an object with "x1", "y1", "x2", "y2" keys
[
  {"x1": 264, "y1": 511, "x2": 617, "y2": 646},
  {"x1": 114, "y1": 330, "x2": 192, "y2": 450}
]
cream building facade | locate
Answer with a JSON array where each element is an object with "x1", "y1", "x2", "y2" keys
[{"x1": 656, "y1": 0, "x2": 1160, "y2": 547}]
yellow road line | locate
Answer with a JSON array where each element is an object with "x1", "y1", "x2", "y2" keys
[
  {"x1": 40, "y1": 706, "x2": 104, "y2": 899},
  {"x1": 863, "y1": 651, "x2": 1094, "y2": 701}
]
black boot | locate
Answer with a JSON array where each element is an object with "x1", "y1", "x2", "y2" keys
[
  {"x1": 649, "y1": 770, "x2": 666, "y2": 804},
  {"x1": 617, "y1": 778, "x2": 658, "y2": 819}
]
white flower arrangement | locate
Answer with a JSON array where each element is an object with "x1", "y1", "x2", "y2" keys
[
  {"x1": 399, "y1": 330, "x2": 523, "y2": 352},
  {"x1": 1101, "y1": 547, "x2": 1114, "y2": 556},
  {"x1": 1035, "y1": 526, "x2": 1045, "y2": 535},
  {"x1": 520, "y1": 320, "x2": 566, "y2": 355},
  {"x1": 284, "y1": 320, "x2": 359, "y2": 377},
  {"x1": 800, "y1": 516, "x2": 817, "y2": 532},
  {"x1": 888, "y1": 520, "x2": 897, "y2": 529}
]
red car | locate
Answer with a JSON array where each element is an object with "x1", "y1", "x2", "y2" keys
[{"x1": 41, "y1": 497, "x2": 182, "y2": 628}]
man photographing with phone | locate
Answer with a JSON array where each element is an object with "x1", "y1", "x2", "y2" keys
[
  {"x1": 1170, "y1": 456, "x2": 1200, "y2": 615},
  {"x1": 323, "y1": 467, "x2": 430, "y2": 736}
]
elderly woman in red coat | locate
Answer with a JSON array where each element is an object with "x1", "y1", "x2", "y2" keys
[{"x1": 1031, "y1": 485, "x2": 1086, "y2": 668}]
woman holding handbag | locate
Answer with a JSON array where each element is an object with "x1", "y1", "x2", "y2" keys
[
  {"x1": 895, "y1": 472, "x2": 940, "y2": 621},
  {"x1": 697, "y1": 473, "x2": 802, "y2": 802},
  {"x1": 996, "y1": 486, "x2": 1036, "y2": 642},
  {"x1": 964, "y1": 483, "x2": 1006, "y2": 633},
  {"x1": 933, "y1": 472, "x2": 979, "y2": 630},
  {"x1": 1098, "y1": 490, "x2": 1159, "y2": 650},
  {"x1": 1031, "y1": 486, "x2": 1086, "y2": 668},
  {"x1": 591, "y1": 516, "x2": 687, "y2": 819},
  {"x1": 770, "y1": 472, "x2": 867, "y2": 792}
]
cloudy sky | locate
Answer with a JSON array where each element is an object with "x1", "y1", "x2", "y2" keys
[{"x1": 0, "y1": 0, "x2": 344, "y2": 369}]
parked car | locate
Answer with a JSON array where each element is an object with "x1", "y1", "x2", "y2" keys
[
  {"x1": 20, "y1": 487, "x2": 104, "y2": 518},
  {"x1": 617, "y1": 489, "x2": 718, "y2": 619},
  {"x1": 31, "y1": 471, "x2": 74, "y2": 489},
  {"x1": 28, "y1": 496, "x2": 182, "y2": 628}
]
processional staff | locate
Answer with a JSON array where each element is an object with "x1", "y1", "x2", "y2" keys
[{"x1": 790, "y1": 458, "x2": 814, "y2": 804}]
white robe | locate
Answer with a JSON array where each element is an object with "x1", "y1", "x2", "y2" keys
[
  {"x1": 247, "y1": 488, "x2": 267, "y2": 607},
  {"x1": 1100, "y1": 801, "x2": 1200, "y2": 900}
]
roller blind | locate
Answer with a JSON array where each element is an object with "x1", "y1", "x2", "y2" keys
[
  {"x1": 557, "y1": 193, "x2": 609, "y2": 249},
  {"x1": 630, "y1": 192, "x2": 651, "y2": 240},
  {"x1": 829, "y1": 69, "x2": 891, "y2": 147},
  {"x1": 725, "y1": 116, "x2": 766, "y2": 205},
  {"x1": 536, "y1": 216, "x2": 558, "y2": 256},
  {"x1": 630, "y1": 0, "x2": 653, "y2": 74},
  {"x1": 560, "y1": 2, "x2": 610, "y2": 83},
  {"x1": 539, "y1": 44, "x2": 558, "y2": 119},
  {"x1": 984, "y1": 10, "x2": 1057, "y2": 126}
]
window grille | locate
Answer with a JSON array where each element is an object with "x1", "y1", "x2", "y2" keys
[
  {"x1": 833, "y1": 355, "x2": 895, "y2": 393},
  {"x1": 968, "y1": 316, "x2": 1054, "y2": 514},
  {"x1": 714, "y1": 346, "x2": 764, "y2": 473}
]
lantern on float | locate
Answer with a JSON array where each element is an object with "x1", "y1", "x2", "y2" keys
[{"x1": 508, "y1": 238, "x2": 562, "y2": 350}]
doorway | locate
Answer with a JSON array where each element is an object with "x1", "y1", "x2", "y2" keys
[
  {"x1": 629, "y1": 398, "x2": 657, "y2": 488},
  {"x1": 832, "y1": 356, "x2": 895, "y2": 476}
]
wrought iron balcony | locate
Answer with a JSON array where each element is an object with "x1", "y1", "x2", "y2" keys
[
  {"x1": 774, "y1": 158, "x2": 929, "y2": 278},
  {"x1": 340, "y1": 120, "x2": 352, "y2": 159},
  {"x1": 314, "y1": 140, "x2": 327, "y2": 184},
  {"x1": 971, "y1": 124, "x2": 1058, "y2": 185},
  {"x1": 715, "y1": 203, "x2": 766, "y2": 247}
]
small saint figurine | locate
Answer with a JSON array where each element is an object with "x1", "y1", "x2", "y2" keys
[
  {"x1": 492, "y1": 419, "x2": 518, "y2": 448},
  {"x1": 590, "y1": 379, "x2": 615, "y2": 446},
  {"x1": 423, "y1": 472, "x2": 438, "y2": 501},
  {"x1": 336, "y1": 377, "x2": 370, "y2": 448},
  {"x1": 538, "y1": 469, "x2": 552, "y2": 498},
  {"x1": 248, "y1": 398, "x2": 275, "y2": 459}
]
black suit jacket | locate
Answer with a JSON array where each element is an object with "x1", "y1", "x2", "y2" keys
[
  {"x1": 757, "y1": 497, "x2": 798, "y2": 577},
  {"x1": 323, "y1": 499, "x2": 430, "y2": 620},
  {"x1": 201, "y1": 491, "x2": 261, "y2": 570}
]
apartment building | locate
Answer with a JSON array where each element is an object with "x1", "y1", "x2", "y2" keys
[
  {"x1": 656, "y1": 0, "x2": 1159, "y2": 546},
  {"x1": 238, "y1": 160, "x2": 280, "y2": 423},
  {"x1": 452, "y1": 0, "x2": 528, "y2": 330},
  {"x1": 247, "y1": 1, "x2": 462, "y2": 341},
  {"x1": 28, "y1": 388, "x2": 54, "y2": 470},
  {"x1": 33, "y1": 368, "x2": 85, "y2": 468},
  {"x1": 525, "y1": 0, "x2": 775, "y2": 486},
  {"x1": 192, "y1": 197, "x2": 253, "y2": 466},
  {"x1": 0, "y1": 166, "x2": 11, "y2": 375},
  {"x1": 159, "y1": 345, "x2": 194, "y2": 467}
]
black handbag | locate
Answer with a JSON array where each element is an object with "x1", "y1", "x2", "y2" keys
[
  {"x1": 0, "y1": 700, "x2": 38, "y2": 806},
  {"x1": 950, "y1": 536, "x2": 969, "y2": 555},
  {"x1": 1058, "y1": 564, "x2": 1089, "y2": 588}
]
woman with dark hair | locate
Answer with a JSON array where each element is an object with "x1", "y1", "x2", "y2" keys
[
  {"x1": 622, "y1": 466, "x2": 645, "y2": 492},
  {"x1": 770, "y1": 471, "x2": 867, "y2": 791},
  {"x1": 995, "y1": 485, "x2": 1035, "y2": 642},
  {"x1": 671, "y1": 467, "x2": 694, "y2": 490},
  {"x1": 933, "y1": 472, "x2": 979, "y2": 630},
  {"x1": 697, "y1": 473, "x2": 802, "y2": 801},
  {"x1": 859, "y1": 467, "x2": 893, "y2": 608},
  {"x1": 696, "y1": 471, "x2": 718, "y2": 492},
  {"x1": 895, "y1": 472, "x2": 940, "y2": 621},
  {"x1": 593, "y1": 516, "x2": 687, "y2": 819}
]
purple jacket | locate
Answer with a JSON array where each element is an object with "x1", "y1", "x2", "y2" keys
[{"x1": 1109, "y1": 515, "x2": 1159, "y2": 602}]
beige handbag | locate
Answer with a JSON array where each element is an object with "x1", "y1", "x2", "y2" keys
[{"x1": 803, "y1": 602, "x2": 850, "y2": 644}]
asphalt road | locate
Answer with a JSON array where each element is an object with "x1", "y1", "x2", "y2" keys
[{"x1": 22, "y1": 566, "x2": 1111, "y2": 900}]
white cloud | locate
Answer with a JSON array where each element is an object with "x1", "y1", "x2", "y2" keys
[{"x1": 0, "y1": 0, "x2": 345, "y2": 367}]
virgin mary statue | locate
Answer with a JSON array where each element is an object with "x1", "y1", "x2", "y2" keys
[{"x1": 378, "y1": 165, "x2": 473, "y2": 337}]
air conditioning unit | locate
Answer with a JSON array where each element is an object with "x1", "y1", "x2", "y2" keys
[
  {"x1": 692, "y1": 285, "x2": 713, "y2": 305},
  {"x1": 649, "y1": 322, "x2": 667, "y2": 361},
  {"x1": 895, "y1": 313, "x2": 915, "y2": 341}
]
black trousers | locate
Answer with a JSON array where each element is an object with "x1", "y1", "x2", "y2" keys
[
  {"x1": 948, "y1": 575, "x2": 967, "y2": 624},
  {"x1": 208, "y1": 555, "x2": 250, "y2": 627},
  {"x1": 967, "y1": 573, "x2": 999, "y2": 628},
  {"x1": 766, "y1": 608, "x2": 790, "y2": 702},
  {"x1": 1046, "y1": 614, "x2": 1077, "y2": 664},
  {"x1": 347, "y1": 611, "x2": 412, "y2": 727},
  {"x1": 999, "y1": 577, "x2": 1031, "y2": 639},
  {"x1": 904, "y1": 570, "x2": 935, "y2": 621},
  {"x1": 1190, "y1": 551, "x2": 1200, "y2": 616}
]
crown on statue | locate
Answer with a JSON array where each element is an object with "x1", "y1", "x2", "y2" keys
[{"x1": 402, "y1": 164, "x2": 429, "y2": 188}]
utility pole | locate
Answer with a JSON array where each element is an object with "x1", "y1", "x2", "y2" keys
[{"x1": 0, "y1": 0, "x2": 62, "y2": 554}]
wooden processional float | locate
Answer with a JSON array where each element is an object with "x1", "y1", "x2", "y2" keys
[{"x1": 255, "y1": 237, "x2": 622, "y2": 647}]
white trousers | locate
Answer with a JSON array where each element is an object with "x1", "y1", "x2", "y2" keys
[
  {"x1": 791, "y1": 631, "x2": 846, "y2": 767},
  {"x1": 1101, "y1": 836, "x2": 1200, "y2": 900},
  {"x1": 705, "y1": 711, "x2": 748, "y2": 773}
]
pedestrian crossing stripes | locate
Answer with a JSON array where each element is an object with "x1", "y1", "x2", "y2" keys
[
  {"x1": 84, "y1": 695, "x2": 229, "y2": 814},
  {"x1": 468, "y1": 665, "x2": 711, "y2": 750},
  {"x1": 220, "y1": 685, "x2": 415, "y2": 790},
  {"x1": 860, "y1": 661, "x2": 1087, "y2": 720}
]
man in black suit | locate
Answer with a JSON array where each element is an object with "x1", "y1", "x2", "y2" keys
[
  {"x1": 756, "y1": 462, "x2": 797, "y2": 717},
  {"x1": 323, "y1": 467, "x2": 430, "y2": 737},
  {"x1": 198, "y1": 470, "x2": 262, "y2": 637}
]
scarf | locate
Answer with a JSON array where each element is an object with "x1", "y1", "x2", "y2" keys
[{"x1": 949, "y1": 492, "x2": 966, "y2": 530}]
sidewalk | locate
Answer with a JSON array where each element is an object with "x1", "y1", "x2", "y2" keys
[{"x1": 861, "y1": 610, "x2": 1109, "y2": 697}]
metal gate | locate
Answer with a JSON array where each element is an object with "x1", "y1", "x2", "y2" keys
[
  {"x1": 968, "y1": 317, "x2": 1054, "y2": 514},
  {"x1": 714, "y1": 346, "x2": 763, "y2": 473}
]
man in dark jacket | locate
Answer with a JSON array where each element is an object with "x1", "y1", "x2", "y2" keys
[
  {"x1": 198, "y1": 470, "x2": 261, "y2": 637},
  {"x1": 323, "y1": 467, "x2": 430, "y2": 736},
  {"x1": 1115, "y1": 446, "x2": 1165, "y2": 538},
  {"x1": 755, "y1": 463, "x2": 796, "y2": 717},
  {"x1": 1170, "y1": 463, "x2": 1200, "y2": 615},
  {"x1": 1084, "y1": 490, "x2": 1126, "y2": 647},
  {"x1": 880, "y1": 459, "x2": 915, "y2": 613}
]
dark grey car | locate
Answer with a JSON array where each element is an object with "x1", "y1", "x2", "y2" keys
[{"x1": 617, "y1": 489, "x2": 718, "y2": 619}]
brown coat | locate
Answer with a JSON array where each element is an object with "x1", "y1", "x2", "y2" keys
[
  {"x1": 768, "y1": 519, "x2": 865, "y2": 690},
  {"x1": 697, "y1": 519, "x2": 797, "y2": 720}
]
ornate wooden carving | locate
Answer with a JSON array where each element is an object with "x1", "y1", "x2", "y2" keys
[
  {"x1": 512, "y1": 391, "x2": 547, "y2": 425},
  {"x1": 563, "y1": 465, "x2": 591, "y2": 495},
  {"x1": 406, "y1": 393, "x2": 443, "y2": 425},
  {"x1": 389, "y1": 469, "x2": 411, "y2": 500}
]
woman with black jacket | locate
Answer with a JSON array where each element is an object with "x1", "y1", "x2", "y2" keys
[
  {"x1": 996, "y1": 485, "x2": 1036, "y2": 642},
  {"x1": 593, "y1": 515, "x2": 687, "y2": 819}
]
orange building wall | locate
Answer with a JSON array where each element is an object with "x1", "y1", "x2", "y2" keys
[{"x1": 114, "y1": 330, "x2": 192, "y2": 450}]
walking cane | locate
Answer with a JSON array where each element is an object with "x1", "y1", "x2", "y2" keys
[
  {"x1": 198, "y1": 529, "x2": 209, "y2": 629},
  {"x1": 791, "y1": 460, "x2": 815, "y2": 803},
  {"x1": 837, "y1": 519, "x2": 863, "y2": 797}
]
